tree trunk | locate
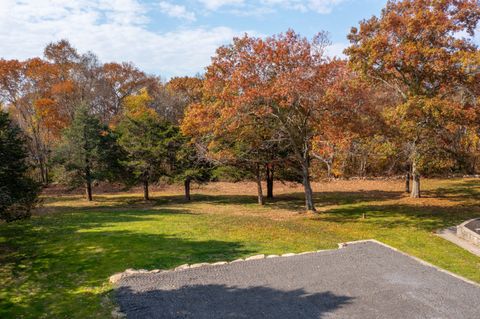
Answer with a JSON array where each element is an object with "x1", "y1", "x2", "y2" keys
[
  {"x1": 85, "y1": 166, "x2": 93, "y2": 201},
  {"x1": 359, "y1": 156, "x2": 367, "y2": 177},
  {"x1": 256, "y1": 164, "x2": 264, "y2": 205},
  {"x1": 184, "y1": 176, "x2": 191, "y2": 201},
  {"x1": 405, "y1": 171, "x2": 410, "y2": 193},
  {"x1": 326, "y1": 160, "x2": 332, "y2": 179},
  {"x1": 39, "y1": 157, "x2": 46, "y2": 184},
  {"x1": 411, "y1": 161, "x2": 421, "y2": 198},
  {"x1": 143, "y1": 176, "x2": 149, "y2": 201},
  {"x1": 301, "y1": 158, "x2": 316, "y2": 211},
  {"x1": 83, "y1": 126, "x2": 92, "y2": 201},
  {"x1": 266, "y1": 164, "x2": 274, "y2": 199},
  {"x1": 45, "y1": 165, "x2": 49, "y2": 185}
]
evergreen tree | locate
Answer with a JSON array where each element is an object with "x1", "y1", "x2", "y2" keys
[
  {"x1": 54, "y1": 105, "x2": 122, "y2": 201},
  {"x1": 0, "y1": 110, "x2": 40, "y2": 221},
  {"x1": 175, "y1": 139, "x2": 212, "y2": 201},
  {"x1": 117, "y1": 111, "x2": 181, "y2": 200}
]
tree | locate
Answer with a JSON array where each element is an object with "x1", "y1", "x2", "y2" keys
[
  {"x1": 54, "y1": 105, "x2": 120, "y2": 201},
  {"x1": 0, "y1": 58, "x2": 65, "y2": 184},
  {"x1": 0, "y1": 110, "x2": 40, "y2": 221},
  {"x1": 192, "y1": 30, "x2": 342, "y2": 211},
  {"x1": 43, "y1": 39, "x2": 81, "y2": 122},
  {"x1": 346, "y1": 0, "x2": 480, "y2": 197},
  {"x1": 166, "y1": 76, "x2": 204, "y2": 105},
  {"x1": 1, "y1": 41, "x2": 110, "y2": 184},
  {"x1": 100, "y1": 62, "x2": 148, "y2": 122},
  {"x1": 182, "y1": 94, "x2": 290, "y2": 205},
  {"x1": 117, "y1": 90, "x2": 181, "y2": 200},
  {"x1": 310, "y1": 60, "x2": 390, "y2": 179},
  {"x1": 175, "y1": 139, "x2": 212, "y2": 201}
]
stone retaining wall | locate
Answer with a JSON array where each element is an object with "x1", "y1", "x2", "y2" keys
[{"x1": 456, "y1": 218, "x2": 480, "y2": 247}]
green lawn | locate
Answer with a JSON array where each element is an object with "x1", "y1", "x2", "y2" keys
[{"x1": 1, "y1": 179, "x2": 479, "y2": 318}]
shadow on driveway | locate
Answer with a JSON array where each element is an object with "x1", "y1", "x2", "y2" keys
[{"x1": 116, "y1": 285, "x2": 352, "y2": 319}]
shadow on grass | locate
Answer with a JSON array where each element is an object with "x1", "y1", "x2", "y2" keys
[
  {"x1": 306, "y1": 179, "x2": 480, "y2": 231},
  {"x1": 316, "y1": 202, "x2": 480, "y2": 232},
  {"x1": 0, "y1": 208, "x2": 252, "y2": 318},
  {"x1": 265, "y1": 190, "x2": 405, "y2": 211},
  {"x1": 424, "y1": 179, "x2": 480, "y2": 201},
  {"x1": 41, "y1": 189, "x2": 406, "y2": 214},
  {"x1": 116, "y1": 285, "x2": 353, "y2": 319}
]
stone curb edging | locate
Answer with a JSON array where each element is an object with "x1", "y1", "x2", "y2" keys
[
  {"x1": 457, "y1": 218, "x2": 480, "y2": 246},
  {"x1": 108, "y1": 251, "x2": 322, "y2": 285},
  {"x1": 108, "y1": 239, "x2": 480, "y2": 318}
]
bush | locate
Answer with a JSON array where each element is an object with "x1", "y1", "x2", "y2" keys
[{"x1": 0, "y1": 182, "x2": 40, "y2": 222}]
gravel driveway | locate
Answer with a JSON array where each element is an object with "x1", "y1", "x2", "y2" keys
[{"x1": 114, "y1": 241, "x2": 480, "y2": 318}]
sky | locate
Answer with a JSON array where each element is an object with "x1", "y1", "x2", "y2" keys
[{"x1": 0, "y1": 0, "x2": 475, "y2": 79}]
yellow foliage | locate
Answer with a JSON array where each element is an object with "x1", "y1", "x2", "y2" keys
[{"x1": 123, "y1": 88, "x2": 158, "y2": 120}]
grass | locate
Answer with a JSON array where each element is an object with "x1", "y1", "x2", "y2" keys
[{"x1": 1, "y1": 178, "x2": 480, "y2": 318}]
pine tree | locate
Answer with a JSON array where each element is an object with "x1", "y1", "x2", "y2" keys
[
  {"x1": 54, "y1": 105, "x2": 122, "y2": 201},
  {"x1": 174, "y1": 139, "x2": 212, "y2": 201},
  {"x1": 117, "y1": 111, "x2": 181, "y2": 201},
  {"x1": 0, "y1": 110, "x2": 40, "y2": 221}
]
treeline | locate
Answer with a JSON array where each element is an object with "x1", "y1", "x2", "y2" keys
[{"x1": 0, "y1": 0, "x2": 479, "y2": 218}]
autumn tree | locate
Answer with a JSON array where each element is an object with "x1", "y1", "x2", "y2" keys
[
  {"x1": 190, "y1": 30, "x2": 341, "y2": 211},
  {"x1": 310, "y1": 60, "x2": 390, "y2": 179},
  {"x1": 0, "y1": 58, "x2": 60, "y2": 184},
  {"x1": 0, "y1": 41, "x2": 103, "y2": 184},
  {"x1": 182, "y1": 90, "x2": 290, "y2": 205},
  {"x1": 167, "y1": 76, "x2": 204, "y2": 105},
  {"x1": 346, "y1": 0, "x2": 480, "y2": 197},
  {"x1": 43, "y1": 40, "x2": 81, "y2": 122},
  {"x1": 100, "y1": 62, "x2": 148, "y2": 122},
  {"x1": 44, "y1": 40, "x2": 145, "y2": 126}
]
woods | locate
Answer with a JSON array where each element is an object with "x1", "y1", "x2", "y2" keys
[{"x1": 0, "y1": 0, "x2": 479, "y2": 216}]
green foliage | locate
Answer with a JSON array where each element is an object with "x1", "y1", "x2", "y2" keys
[
  {"x1": 54, "y1": 105, "x2": 123, "y2": 187},
  {"x1": 0, "y1": 110, "x2": 40, "y2": 221},
  {"x1": 274, "y1": 164, "x2": 303, "y2": 183},
  {"x1": 211, "y1": 165, "x2": 253, "y2": 182},
  {"x1": 174, "y1": 139, "x2": 212, "y2": 184},
  {"x1": 117, "y1": 113, "x2": 181, "y2": 185}
]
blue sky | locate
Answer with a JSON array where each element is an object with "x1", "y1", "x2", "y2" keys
[
  {"x1": 151, "y1": 0, "x2": 387, "y2": 42},
  {"x1": 0, "y1": 0, "x2": 474, "y2": 79}
]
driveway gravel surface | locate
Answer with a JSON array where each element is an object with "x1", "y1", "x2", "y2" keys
[{"x1": 115, "y1": 241, "x2": 480, "y2": 318}]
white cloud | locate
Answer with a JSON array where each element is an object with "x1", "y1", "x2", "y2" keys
[
  {"x1": 199, "y1": 0, "x2": 245, "y2": 10},
  {"x1": 307, "y1": 0, "x2": 344, "y2": 14},
  {"x1": 325, "y1": 42, "x2": 347, "y2": 59},
  {"x1": 0, "y1": 0, "x2": 250, "y2": 78},
  {"x1": 159, "y1": 1, "x2": 196, "y2": 21},
  {"x1": 198, "y1": 0, "x2": 345, "y2": 15},
  {"x1": 261, "y1": 0, "x2": 345, "y2": 14}
]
